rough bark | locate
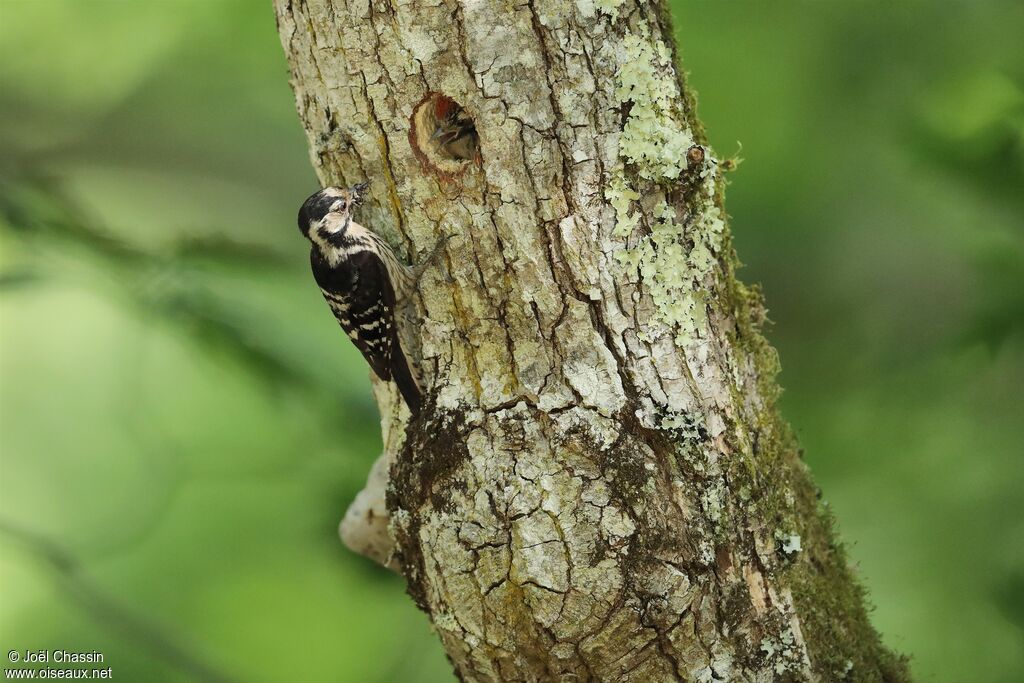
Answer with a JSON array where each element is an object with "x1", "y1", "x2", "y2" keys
[{"x1": 274, "y1": 1, "x2": 909, "y2": 680}]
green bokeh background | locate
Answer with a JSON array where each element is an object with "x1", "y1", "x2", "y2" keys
[{"x1": 1, "y1": 1, "x2": 1021, "y2": 681}]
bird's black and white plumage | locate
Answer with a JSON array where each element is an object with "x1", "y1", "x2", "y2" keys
[{"x1": 298, "y1": 184, "x2": 423, "y2": 415}]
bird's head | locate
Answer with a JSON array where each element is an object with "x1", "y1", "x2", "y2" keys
[{"x1": 297, "y1": 183, "x2": 369, "y2": 241}]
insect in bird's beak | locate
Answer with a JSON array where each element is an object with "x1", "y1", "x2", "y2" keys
[{"x1": 349, "y1": 182, "x2": 369, "y2": 205}]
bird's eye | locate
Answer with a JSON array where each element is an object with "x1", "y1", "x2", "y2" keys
[{"x1": 330, "y1": 200, "x2": 345, "y2": 213}]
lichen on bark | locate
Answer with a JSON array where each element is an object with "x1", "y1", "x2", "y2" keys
[{"x1": 274, "y1": 0, "x2": 909, "y2": 680}]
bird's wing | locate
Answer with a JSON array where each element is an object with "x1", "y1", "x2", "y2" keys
[{"x1": 311, "y1": 248, "x2": 397, "y2": 383}]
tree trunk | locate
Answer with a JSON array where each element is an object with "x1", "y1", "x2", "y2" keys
[{"x1": 274, "y1": 1, "x2": 909, "y2": 680}]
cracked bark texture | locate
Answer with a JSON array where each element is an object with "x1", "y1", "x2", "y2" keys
[{"x1": 274, "y1": 1, "x2": 909, "y2": 681}]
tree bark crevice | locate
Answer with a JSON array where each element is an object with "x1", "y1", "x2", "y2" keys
[{"x1": 275, "y1": 0, "x2": 909, "y2": 680}]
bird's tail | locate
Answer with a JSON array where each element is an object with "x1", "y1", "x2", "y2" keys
[{"x1": 390, "y1": 334, "x2": 422, "y2": 417}]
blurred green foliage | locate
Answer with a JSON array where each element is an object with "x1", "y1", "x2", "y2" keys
[{"x1": 1, "y1": 1, "x2": 1021, "y2": 681}]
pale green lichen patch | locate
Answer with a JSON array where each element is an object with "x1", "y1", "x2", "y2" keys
[
  {"x1": 700, "y1": 481, "x2": 726, "y2": 523},
  {"x1": 778, "y1": 531, "x2": 802, "y2": 556},
  {"x1": 433, "y1": 611, "x2": 460, "y2": 632},
  {"x1": 614, "y1": 187, "x2": 724, "y2": 347},
  {"x1": 608, "y1": 174, "x2": 641, "y2": 238},
  {"x1": 603, "y1": 19, "x2": 726, "y2": 349},
  {"x1": 658, "y1": 409, "x2": 701, "y2": 434},
  {"x1": 594, "y1": 0, "x2": 630, "y2": 21},
  {"x1": 759, "y1": 627, "x2": 807, "y2": 676},
  {"x1": 615, "y1": 25, "x2": 694, "y2": 181}
]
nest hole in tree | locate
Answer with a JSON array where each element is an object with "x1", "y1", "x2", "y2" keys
[{"x1": 409, "y1": 93, "x2": 480, "y2": 179}]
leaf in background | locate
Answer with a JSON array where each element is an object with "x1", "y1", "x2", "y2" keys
[
  {"x1": 956, "y1": 243, "x2": 1024, "y2": 352},
  {"x1": 994, "y1": 569, "x2": 1024, "y2": 634},
  {"x1": 912, "y1": 70, "x2": 1024, "y2": 206}
]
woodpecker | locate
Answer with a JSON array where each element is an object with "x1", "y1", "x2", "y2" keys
[
  {"x1": 297, "y1": 184, "x2": 437, "y2": 415},
  {"x1": 429, "y1": 97, "x2": 478, "y2": 162}
]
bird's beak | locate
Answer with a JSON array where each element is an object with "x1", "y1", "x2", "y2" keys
[{"x1": 350, "y1": 182, "x2": 369, "y2": 205}]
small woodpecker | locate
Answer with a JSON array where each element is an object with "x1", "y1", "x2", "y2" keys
[
  {"x1": 297, "y1": 184, "x2": 442, "y2": 415},
  {"x1": 429, "y1": 97, "x2": 478, "y2": 162}
]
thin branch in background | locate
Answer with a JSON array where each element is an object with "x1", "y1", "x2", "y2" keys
[
  {"x1": 0, "y1": 519, "x2": 246, "y2": 683},
  {"x1": 172, "y1": 235, "x2": 291, "y2": 269},
  {"x1": 0, "y1": 172, "x2": 311, "y2": 390},
  {"x1": 0, "y1": 269, "x2": 41, "y2": 289}
]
